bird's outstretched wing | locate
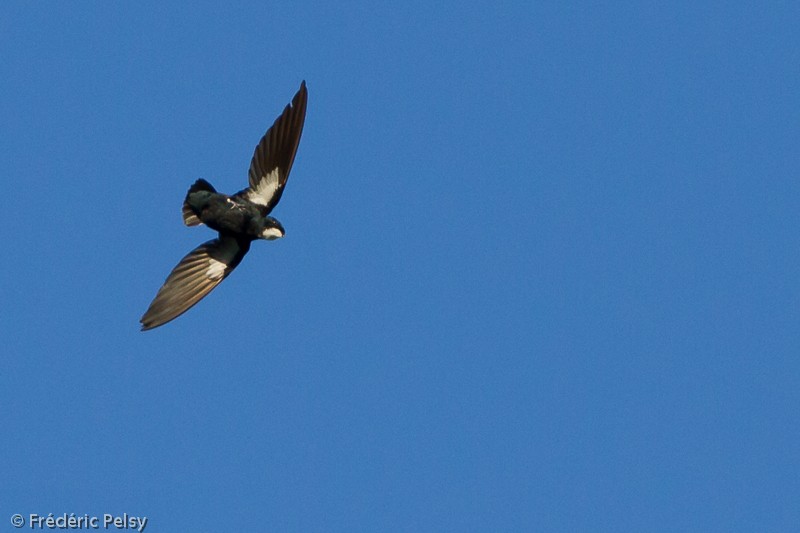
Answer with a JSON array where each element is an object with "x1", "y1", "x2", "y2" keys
[
  {"x1": 140, "y1": 235, "x2": 251, "y2": 330},
  {"x1": 236, "y1": 80, "x2": 308, "y2": 215}
]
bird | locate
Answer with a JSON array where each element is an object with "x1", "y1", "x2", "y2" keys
[{"x1": 140, "y1": 81, "x2": 307, "y2": 331}]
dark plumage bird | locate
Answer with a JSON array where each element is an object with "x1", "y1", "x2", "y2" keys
[{"x1": 140, "y1": 81, "x2": 307, "y2": 331}]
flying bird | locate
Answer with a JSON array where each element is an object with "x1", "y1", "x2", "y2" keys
[{"x1": 140, "y1": 81, "x2": 307, "y2": 330}]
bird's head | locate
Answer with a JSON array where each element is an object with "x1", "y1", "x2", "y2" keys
[{"x1": 260, "y1": 216, "x2": 285, "y2": 240}]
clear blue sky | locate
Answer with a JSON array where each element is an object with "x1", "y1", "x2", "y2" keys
[{"x1": 1, "y1": 2, "x2": 798, "y2": 531}]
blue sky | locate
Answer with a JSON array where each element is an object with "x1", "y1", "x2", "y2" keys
[{"x1": 1, "y1": 2, "x2": 799, "y2": 531}]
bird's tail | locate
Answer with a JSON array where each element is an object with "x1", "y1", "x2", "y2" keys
[{"x1": 182, "y1": 179, "x2": 216, "y2": 226}]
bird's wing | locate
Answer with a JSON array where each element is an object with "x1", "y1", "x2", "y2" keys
[
  {"x1": 140, "y1": 235, "x2": 250, "y2": 330},
  {"x1": 236, "y1": 80, "x2": 307, "y2": 215}
]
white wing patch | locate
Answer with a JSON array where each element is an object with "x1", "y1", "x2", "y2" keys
[
  {"x1": 206, "y1": 258, "x2": 227, "y2": 280},
  {"x1": 246, "y1": 167, "x2": 281, "y2": 206}
]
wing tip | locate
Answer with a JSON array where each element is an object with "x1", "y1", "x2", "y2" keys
[
  {"x1": 139, "y1": 311, "x2": 162, "y2": 331},
  {"x1": 295, "y1": 80, "x2": 308, "y2": 106}
]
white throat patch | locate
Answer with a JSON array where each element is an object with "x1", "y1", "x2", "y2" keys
[{"x1": 261, "y1": 226, "x2": 284, "y2": 240}]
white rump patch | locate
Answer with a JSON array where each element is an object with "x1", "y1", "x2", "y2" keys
[
  {"x1": 247, "y1": 168, "x2": 281, "y2": 206},
  {"x1": 261, "y1": 226, "x2": 284, "y2": 240},
  {"x1": 205, "y1": 258, "x2": 227, "y2": 280}
]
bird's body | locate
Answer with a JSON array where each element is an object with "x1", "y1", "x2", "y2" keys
[
  {"x1": 184, "y1": 184, "x2": 284, "y2": 240},
  {"x1": 140, "y1": 81, "x2": 307, "y2": 331}
]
